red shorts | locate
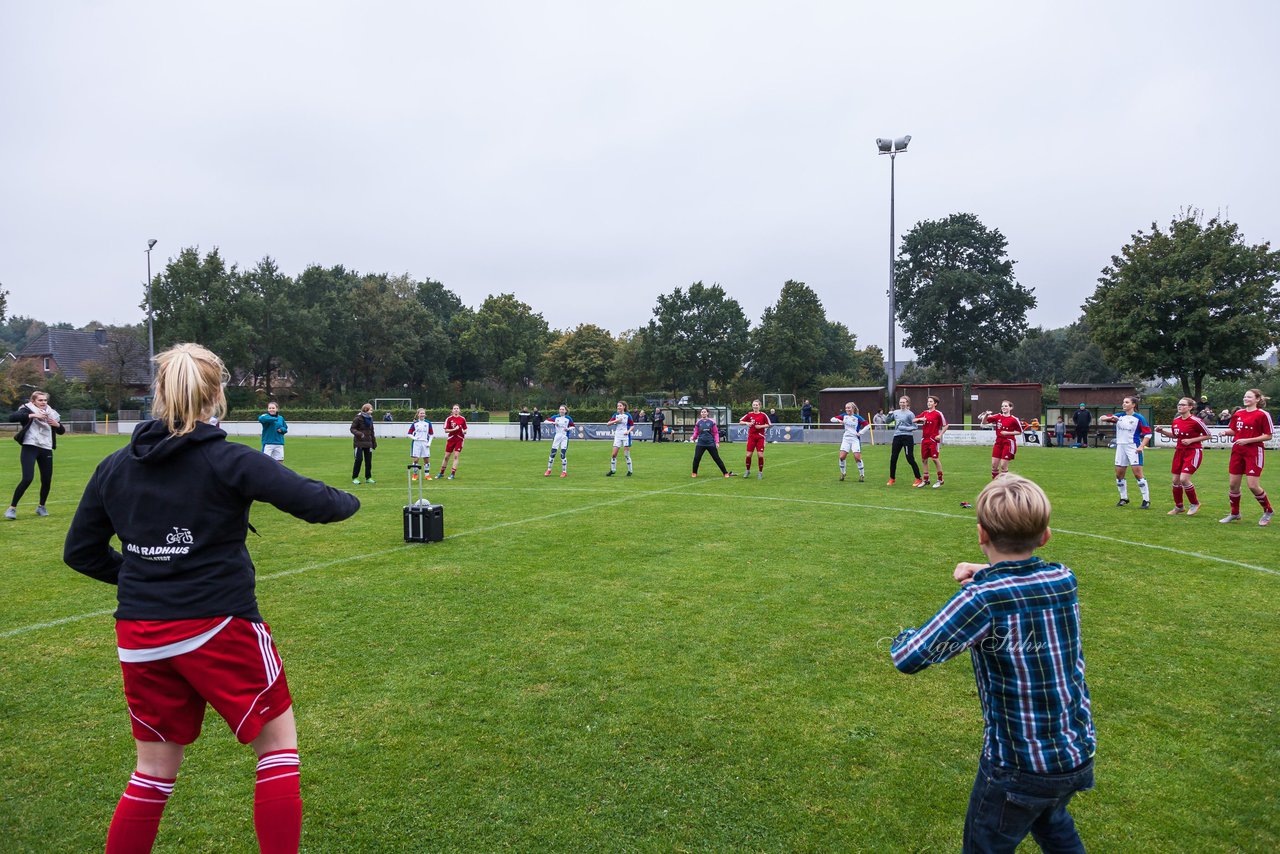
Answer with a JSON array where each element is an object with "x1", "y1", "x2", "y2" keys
[
  {"x1": 921, "y1": 438, "x2": 940, "y2": 460},
  {"x1": 746, "y1": 433, "x2": 766, "y2": 453},
  {"x1": 117, "y1": 617, "x2": 293, "y2": 745},
  {"x1": 1229, "y1": 445, "x2": 1265, "y2": 477},
  {"x1": 445, "y1": 436, "x2": 464, "y2": 454},
  {"x1": 992, "y1": 439, "x2": 1016, "y2": 461},
  {"x1": 1171, "y1": 447, "x2": 1202, "y2": 475}
]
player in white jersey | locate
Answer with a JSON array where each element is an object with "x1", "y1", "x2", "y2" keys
[
  {"x1": 830, "y1": 401, "x2": 870, "y2": 482},
  {"x1": 1099, "y1": 396, "x2": 1153, "y2": 508},
  {"x1": 407, "y1": 409, "x2": 434, "y2": 481},
  {"x1": 544, "y1": 405, "x2": 575, "y2": 477},
  {"x1": 606, "y1": 401, "x2": 635, "y2": 476}
]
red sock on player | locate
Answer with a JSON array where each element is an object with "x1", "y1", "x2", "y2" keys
[
  {"x1": 1230, "y1": 491, "x2": 1242, "y2": 515},
  {"x1": 1171, "y1": 484, "x2": 1184, "y2": 507},
  {"x1": 254, "y1": 749, "x2": 301, "y2": 854},
  {"x1": 1185, "y1": 484, "x2": 1198, "y2": 505},
  {"x1": 105, "y1": 771, "x2": 175, "y2": 854},
  {"x1": 1256, "y1": 491, "x2": 1273, "y2": 513}
]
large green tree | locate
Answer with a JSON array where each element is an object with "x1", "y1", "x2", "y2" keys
[
  {"x1": 238, "y1": 256, "x2": 305, "y2": 398},
  {"x1": 608, "y1": 329, "x2": 653, "y2": 397},
  {"x1": 460, "y1": 294, "x2": 550, "y2": 390},
  {"x1": 541, "y1": 324, "x2": 617, "y2": 394},
  {"x1": 1084, "y1": 211, "x2": 1280, "y2": 398},
  {"x1": 149, "y1": 247, "x2": 242, "y2": 362},
  {"x1": 645, "y1": 282, "x2": 749, "y2": 400},
  {"x1": 750, "y1": 280, "x2": 827, "y2": 395},
  {"x1": 894, "y1": 213, "x2": 1036, "y2": 380}
]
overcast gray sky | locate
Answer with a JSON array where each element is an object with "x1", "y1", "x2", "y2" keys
[{"x1": 3, "y1": 1, "x2": 1277, "y2": 358}]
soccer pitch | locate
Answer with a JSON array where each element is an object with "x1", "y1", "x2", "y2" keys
[{"x1": 2, "y1": 435, "x2": 1276, "y2": 852}]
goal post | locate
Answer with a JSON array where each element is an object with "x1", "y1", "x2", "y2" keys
[{"x1": 373, "y1": 398, "x2": 413, "y2": 411}]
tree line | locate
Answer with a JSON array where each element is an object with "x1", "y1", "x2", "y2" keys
[{"x1": 3, "y1": 207, "x2": 1275, "y2": 411}]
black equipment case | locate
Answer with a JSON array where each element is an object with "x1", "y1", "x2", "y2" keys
[{"x1": 404, "y1": 464, "x2": 444, "y2": 542}]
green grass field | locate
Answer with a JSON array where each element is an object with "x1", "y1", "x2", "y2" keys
[{"x1": 1, "y1": 435, "x2": 1277, "y2": 852}]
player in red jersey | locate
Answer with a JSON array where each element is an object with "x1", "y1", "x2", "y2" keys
[
  {"x1": 1221, "y1": 388, "x2": 1275, "y2": 526},
  {"x1": 63, "y1": 344, "x2": 359, "y2": 854},
  {"x1": 439, "y1": 404, "x2": 468, "y2": 480},
  {"x1": 739, "y1": 399, "x2": 771, "y2": 479},
  {"x1": 915, "y1": 395, "x2": 949, "y2": 488},
  {"x1": 979, "y1": 400, "x2": 1023, "y2": 479},
  {"x1": 1155, "y1": 397, "x2": 1212, "y2": 515}
]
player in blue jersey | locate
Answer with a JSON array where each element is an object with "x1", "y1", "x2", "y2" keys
[
  {"x1": 544, "y1": 405, "x2": 574, "y2": 477},
  {"x1": 407, "y1": 409, "x2": 434, "y2": 481},
  {"x1": 1099, "y1": 396, "x2": 1153, "y2": 508},
  {"x1": 830, "y1": 401, "x2": 870, "y2": 481},
  {"x1": 605, "y1": 401, "x2": 635, "y2": 476}
]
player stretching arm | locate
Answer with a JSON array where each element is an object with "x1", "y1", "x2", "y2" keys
[
  {"x1": 438, "y1": 405, "x2": 467, "y2": 480},
  {"x1": 605, "y1": 401, "x2": 635, "y2": 476},
  {"x1": 1154, "y1": 397, "x2": 1211, "y2": 515},
  {"x1": 407, "y1": 409, "x2": 434, "y2": 481},
  {"x1": 545, "y1": 405, "x2": 574, "y2": 477},
  {"x1": 739, "y1": 399, "x2": 771, "y2": 479},
  {"x1": 1098, "y1": 396, "x2": 1153, "y2": 508},
  {"x1": 1220, "y1": 388, "x2": 1274, "y2": 526},
  {"x1": 830, "y1": 402, "x2": 869, "y2": 482},
  {"x1": 914, "y1": 395, "x2": 948, "y2": 488},
  {"x1": 978, "y1": 400, "x2": 1023, "y2": 479}
]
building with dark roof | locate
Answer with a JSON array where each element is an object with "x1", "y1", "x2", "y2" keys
[{"x1": 17, "y1": 328, "x2": 151, "y2": 392}]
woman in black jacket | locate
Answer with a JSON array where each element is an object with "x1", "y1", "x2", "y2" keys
[
  {"x1": 63, "y1": 342, "x2": 359, "y2": 853},
  {"x1": 351, "y1": 403, "x2": 378, "y2": 484},
  {"x1": 6, "y1": 389, "x2": 65, "y2": 519}
]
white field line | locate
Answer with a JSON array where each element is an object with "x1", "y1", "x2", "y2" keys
[{"x1": 8, "y1": 454, "x2": 1273, "y2": 639}]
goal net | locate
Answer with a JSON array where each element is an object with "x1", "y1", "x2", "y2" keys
[{"x1": 373, "y1": 398, "x2": 413, "y2": 411}]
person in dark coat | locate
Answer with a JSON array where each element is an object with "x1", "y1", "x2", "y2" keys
[
  {"x1": 1072, "y1": 404, "x2": 1092, "y2": 447},
  {"x1": 530, "y1": 406, "x2": 543, "y2": 440},
  {"x1": 518, "y1": 406, "x2": 531, "y2": 441},
  {"x1": 651, "y1": 408, "x2": 666, "y2": 443},
  {"x1": 351, "y1": 404, "x2": 378, "y2": 483}
]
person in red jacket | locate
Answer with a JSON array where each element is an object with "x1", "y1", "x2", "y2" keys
[
  {"x1": 739, "y1": 399, "x2": 771, "y2": 479},
  {"x1": 1221, "y1": 388, "x2": 1275, "y2": 526},
  {"x1": 439, "y1": 404, "x2": 468, "y2": 480},
  {"x1": 63, "y1": 343, "x2": 360, "y2": 854}
]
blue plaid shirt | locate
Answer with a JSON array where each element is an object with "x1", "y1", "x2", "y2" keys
[{"x1": 891, "y1": 557, "x2": 1096, "y2": 773}]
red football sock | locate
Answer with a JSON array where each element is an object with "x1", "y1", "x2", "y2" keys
[
  {"x1": 1230, "y1": 491, "x2": 1242, "y2": 515},
  {"x1": 1256, "y1": 491, "x2": 1273, "y2": 513},
  {"x1": 254, "y1": 750, "x2": 301, "y2": 854},
  {"x1": 757, "y1": 457, "x2": 764, "y2": 471},
  {"x1": 1184, "y1": 484, "x2": 1198, "y2": 505},
  {"x1": 744, "y1": 457, "x2": 751, "y2": 472},
  {"x1": 1171, "y1": 484, "x2": 1184, "y2": 508},
  {"x1": 105, "y1": 771, "x2": 175, "y2": 854}
]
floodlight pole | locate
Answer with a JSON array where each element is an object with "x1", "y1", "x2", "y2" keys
[
  {"x1": 146, "y1": 238, "x2": 158, "y2": 382},
  {"x1": 877, "y1": 136, "x2": 909, "y2": 402}
]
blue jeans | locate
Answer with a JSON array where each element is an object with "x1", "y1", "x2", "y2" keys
[{"x1": 963, "y1": 755, "x2": 1094, "y2": 854}]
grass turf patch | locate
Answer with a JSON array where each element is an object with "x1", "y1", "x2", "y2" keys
[{"x1": 1, "y1": 435, "x2": 1276, "y2": 851}]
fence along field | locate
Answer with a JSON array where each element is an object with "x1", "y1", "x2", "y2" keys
[{"x1": 1, "y1": 435, "x2": 1276, "y2": 852}]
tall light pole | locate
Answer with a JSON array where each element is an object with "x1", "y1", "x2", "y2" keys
[
  {"x1": 146, "y1": 238, "x2": 158, "y2": 382},
  {"x1": 876, "y1": 135, "x2": 910, "y2": 402}
]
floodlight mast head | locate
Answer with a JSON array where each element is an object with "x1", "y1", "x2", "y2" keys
[
  {"x1": 147, "y1": 238, "x2": 158, "y2": 249},
  {"x1": 877, "y1": 136, "x2": 911, "y2": 157}
]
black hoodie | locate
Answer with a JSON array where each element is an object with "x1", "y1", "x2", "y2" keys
[{"x1": 64, "y1": 420, "x2": 360, "y2": 620}]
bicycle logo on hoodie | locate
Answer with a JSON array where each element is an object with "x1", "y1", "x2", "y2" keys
[{"x1": 126, "y1": 528, "x2": 195, "y2": 561}]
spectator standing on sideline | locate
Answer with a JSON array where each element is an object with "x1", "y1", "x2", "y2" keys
[
  {"x1": 1055, "y1": 416, "x2": 1066, "y2": 448},
  {"x1": 530, "y1": 406, "x2": 543, "y2": 440},
  {"x1": 258, "y1": 402, "x2": 288, "y2": 462},
  {"x1": 350, "y1": 404, "x2": 377, "y2": 484},
  {"x1": 801, "y1": 399, "x2": 813, "y2": 425},
  {"x1": 1072, "y1": 403, "x2": 1092, "y2": 447},
  {"x1": 63, "y1": 342, "x2": 360, "y2": 854},
  {"x1": 518, "y1": 405, "x2": 531, "y2": 441},
  {"x1": 872, "y1": 409, "x2": 887, "y2": 427},
  {"x1": 637, "y1": 408, "x2": 647, "y2": 439},
  {"x1": 891, "y1": 475, "x2": 1096, "y2": 853},
  {"x1": 382, "y1": 412, "x2": 393, "y2": 423},
  {"x1": 6, "y1": 389, "x2": 64, "y2": 520},
  {"x1": 652, "y1": 408, "x2": 666, "y2": 443}
]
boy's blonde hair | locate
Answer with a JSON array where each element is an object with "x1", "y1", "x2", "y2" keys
[
  {"x1": 152, "y1": 343, "x2": 228, "y2": 436},
  {"x1": 975, "y1": 473, "x2": 1051, "y2": 553}
]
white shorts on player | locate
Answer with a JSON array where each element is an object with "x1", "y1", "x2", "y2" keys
[
  {"x1": 411, "y1": 439, "x2": 432, "y2": 460},
  {"x1": 1114, "y1": 445, "x2": 1143, "y2": 467},
  {"x1": 612, "y1": 435, "x2": 631, "y2": 449},
  {"x1": 262, "y1": 445, "x2": 284, "y2": 461},
  {"x1": 840, "y1": 437, "x2": 863, "y2": 455},
  {"x1": 552, "y1": 433, "x2": 569, "y2": 452}
]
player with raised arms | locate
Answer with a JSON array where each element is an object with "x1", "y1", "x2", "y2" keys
[
  {"x1": 1220, "y1": 388, "x2": 1274, "y2": 526},
  {"x1": 830, "y1": 401, "x2": 869, "y2": 482},
  {"x1": 605, "y1": 400, "x2": 635, "y2": 476},
  {"x1": 740, "y1": 399, "x2": 771, "y2": 479},
  {"x1": 438, "y1": 404, "x2": 467, "y2": 480},
  {"x1": 978, "y1": 400, "x2": 1024, "y2": 480},
  {"x1": 544, "y1": 405, "x2": 574, "y2": 477},
  {"x1": 915, "y1": 395, "x2": 949, "y2": 488},
  {"x1": 407, "y1": 408, "x2": 434, "y2": 481},
  {"x1": 62, "y1": 343, "x2": 360, "y2": 854},
  {"x1": 1154, "y1": 396, "x2": 1211, "y2": 515},
  {"x1": 1099, "y1": 396, "x2": 1153, "y2": 508}
]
